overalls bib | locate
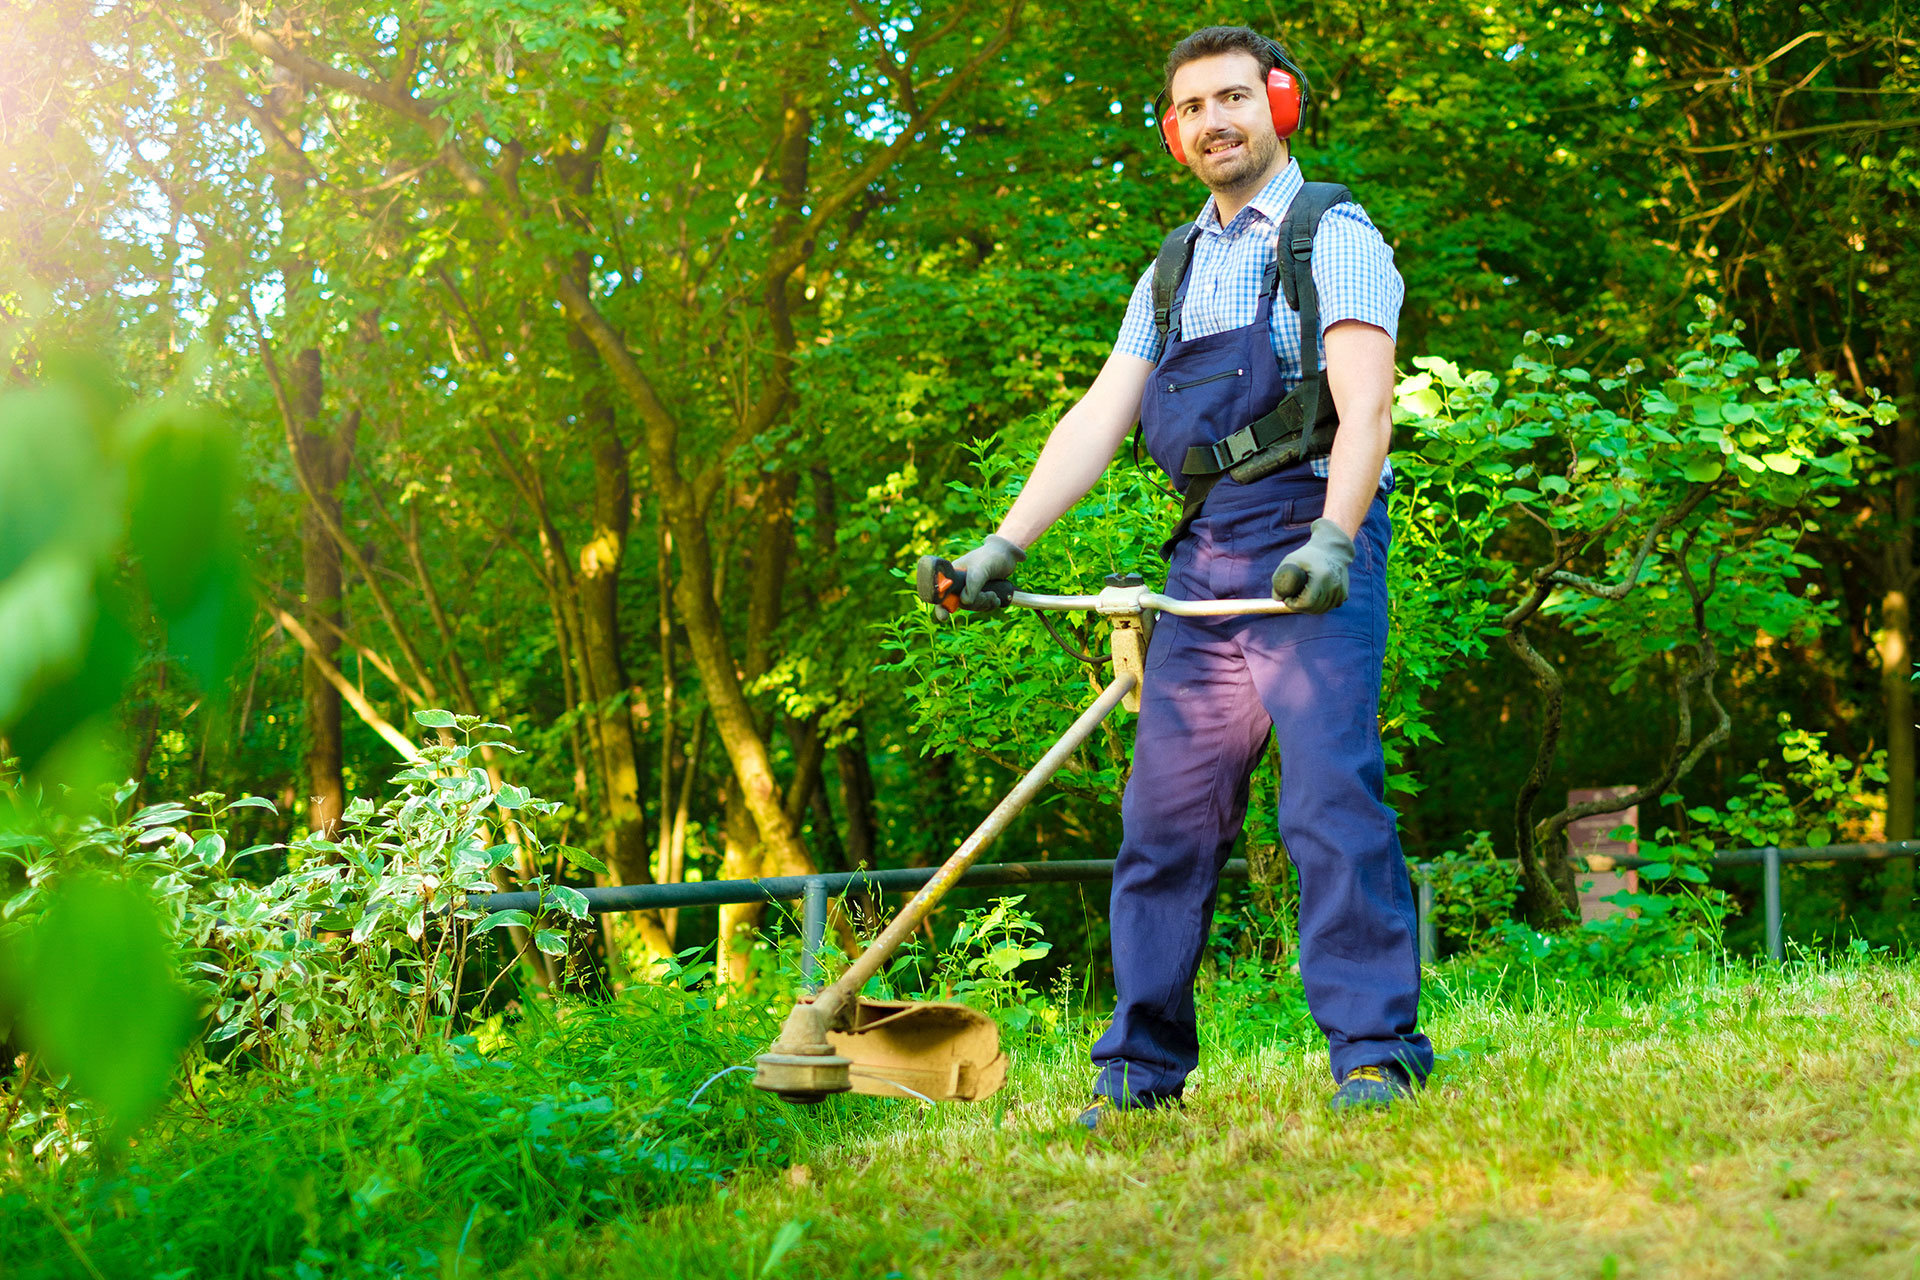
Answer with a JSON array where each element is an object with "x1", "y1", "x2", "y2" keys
[{"x1": 1089, "y1": 243, "x2": 1433, "y2": 1101}]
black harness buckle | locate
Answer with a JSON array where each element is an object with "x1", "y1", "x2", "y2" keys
[{"x1": 1214, "y1": 430, "x2": 1259, "y2": 468}]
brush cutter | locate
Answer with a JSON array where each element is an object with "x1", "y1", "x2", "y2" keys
[{"x1": 751, "y1": 561, "x2": 1293, "y2": 1105}]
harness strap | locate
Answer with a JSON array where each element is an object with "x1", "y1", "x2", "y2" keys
[{"x1": 1150, "y1": 225, "x2": 1198, "y2": 343}]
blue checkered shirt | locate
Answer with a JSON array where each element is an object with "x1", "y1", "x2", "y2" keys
[{"x1": 1115, "y1": 160, "x2": 1400, "y2": 482}]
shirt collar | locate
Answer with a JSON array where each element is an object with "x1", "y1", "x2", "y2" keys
[{"x1": 1190, "y1": 159, "x2": 1303, "y2": 239}]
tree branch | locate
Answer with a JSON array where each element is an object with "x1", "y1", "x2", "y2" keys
[{"x1": 270, "y1": 607, "x2": 422, "y2": 762}]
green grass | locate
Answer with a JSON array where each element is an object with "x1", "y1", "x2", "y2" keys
[
  {"x1": 7, "y1": 958, "x2": 1920, "y2": 1279},
  {"x1": 579, "y1": 959, "x2": 1920, "y2": 1280}
]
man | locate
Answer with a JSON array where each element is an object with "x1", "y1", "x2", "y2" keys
[{"x1": 942, "y1": 26, "x2": 1433, "y2": 1119}]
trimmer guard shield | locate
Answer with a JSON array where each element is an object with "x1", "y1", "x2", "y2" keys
[{"x1": 827, "y1": 999, "x2": 1008, "y2": 1102}]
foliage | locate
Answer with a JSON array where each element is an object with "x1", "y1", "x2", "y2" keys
[
  {"x1": 0, "y1": 871, "x2": 193, "y2": 1147},
  {"x1": 1423, "y1": 832, "x2": 1520, "y2": 954},
  {"x1": 1197, "y1": 946, "x2": 1319, "y2": 1061},
  {"x1": 1395, "y1": 305, "x2": 1885, "y2": 917},
  {"x1": 930, "y1": 895, "x2": 1056, "y2": 1035},
  {"x1": 0, "y1": 714, "x2": 590, "y2": 1155},
  {"x1": 0, "y1": 351, "x2": 248, "y2": 781},
  {"x1": 0, "y1": 985, "x2": 797, "y2": 1280},
  {"x1": 0, "y1": 353, "x2": 251, "y2": 1146},
  {"x1": 1399, "y1": 306, "x2": 1884, "y2": 676},
  {"x1": 1681, "y1": 716, "x2": 1889, "y2": 852}
]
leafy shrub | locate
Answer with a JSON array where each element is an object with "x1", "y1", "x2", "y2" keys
[
  {"x1": 1196, "y1": 945, "x2": 1318, "y2": 1060},
  {"x1": 827, "y1": 894, "x2": 1063, "y2": 1036},
  {"x1": 1464, "y1": 825, "x2": 1733, "y2": 989},
  {"x1": 1424, "y1": 832, "x2": 1521, "y2": 954},
  {"x1": 1682, "y1": 715, "x2": 1887, "y2": 851},
  {"x1": 878, "y1": 419, "x2": 1174, "y2": 810},
  {"x1": 1, "y1": 713, "x2": 591, "y2": 1155},
  {"x1": 930, "y1": 895, "x2": 1056, "y2": 1033}
]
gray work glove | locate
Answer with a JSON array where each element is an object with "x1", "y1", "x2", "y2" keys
[
  {"x1": 1271, "y1": 518, "x2": 1355, "y2": 614},
  {"x1": 933, "y1": 534, "x2": 1025, "y2": 622}
]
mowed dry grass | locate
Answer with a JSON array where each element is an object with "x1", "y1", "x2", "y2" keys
[{"x1": 560, "y1": 962, "x2": 1920, "y2": 1280}]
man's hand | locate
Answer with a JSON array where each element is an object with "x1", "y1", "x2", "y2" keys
[
  {"x1": 933, "y1": 534, "x2": 1024, "y2": 621},
  {"x1": 1271, "y1": 519, "x2": 1354, "y2": 613}
]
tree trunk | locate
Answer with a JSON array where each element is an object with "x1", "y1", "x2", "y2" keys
[
  {"x1": 1881, "y1": 378, "x2": 1917, "y2": 913},
  {"x1": 260, "y1": 57, "x2": 352, "y2": 838},
  {"x1": 717, "y1": 471, "x2": 807, "y2": 987},
  {"x1": 293, "y1": 348, "x2": 353, "y2": 837},
  {"x1": 569, "y1": 321, "x2": 650, "y2": 890},
  {"x1": 836, "y1": 725, "x2": 878, "y2": 874}
]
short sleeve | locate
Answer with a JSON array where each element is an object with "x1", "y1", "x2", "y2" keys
[
  {"x1": 1310, "y1": 202, "x2": 1403, "y2": 342},
  {"x1": 1112, "y1": 264, "x2": 1165, "y2": 363}
]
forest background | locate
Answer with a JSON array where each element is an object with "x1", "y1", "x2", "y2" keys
[{"x1": 4, "y1": 0, "x2": 1919, "y2": 988}]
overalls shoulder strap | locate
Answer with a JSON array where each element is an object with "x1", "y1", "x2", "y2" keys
[{"x1": 1161, "y1": 182, "x2": 1355, "y2": 552}]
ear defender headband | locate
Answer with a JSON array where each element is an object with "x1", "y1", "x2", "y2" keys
[{"x1": 1157, "y1": 38, "x2": 1308, "y2": 164}]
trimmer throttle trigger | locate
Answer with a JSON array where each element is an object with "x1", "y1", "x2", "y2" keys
[{"x1": 914, "y1": 555, "x2": 1013, "y2": 615}]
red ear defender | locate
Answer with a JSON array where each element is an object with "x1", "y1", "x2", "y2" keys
[
  {"x1": 1266, "y1": 67, "x2": 1302, "y2": 139},
  {"x1": 1160, "y1": 105, "x2": 1187, "y2": 163}
]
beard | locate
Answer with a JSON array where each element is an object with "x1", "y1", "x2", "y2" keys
[{"x1": 1192, "y1": 127, "x2": 1280, "y2": 197}]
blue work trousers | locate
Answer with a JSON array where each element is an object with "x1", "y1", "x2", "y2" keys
[{"x1": 1090, "y1": 470, "x2": 1433, "y2": 1099}]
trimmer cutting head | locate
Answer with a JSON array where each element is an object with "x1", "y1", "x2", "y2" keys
[
  {"x1": 751, "y1": 1050, "x2": 853, "y2": 1104},
  {"x1": 754, "y1": 997, "x2": 1006, "y2": 1105}
]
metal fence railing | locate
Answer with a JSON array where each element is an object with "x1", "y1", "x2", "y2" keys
[{"x1": 472, "y1": 840, "x2": 1920, "y2": 977}]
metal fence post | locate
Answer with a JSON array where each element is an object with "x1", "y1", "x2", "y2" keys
[
  {"x1": 1764, "y1": 846, "x2": 1783, "y2": 963},
  {"x1": 800, "y1": 878, "x2": 829, "y2": 991},
  {"x1": 1416, "y1": 864, "x2": 1436, "y2": 965}
]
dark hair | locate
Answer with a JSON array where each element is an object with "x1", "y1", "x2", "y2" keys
[{"x1": 1162, "y1": 26, "x2": 1284, "y2": 95}]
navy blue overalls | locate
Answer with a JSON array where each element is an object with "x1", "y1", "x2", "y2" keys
[{"x1": 1089, "y1": 237, "x2": 1434, "y2": 1102}]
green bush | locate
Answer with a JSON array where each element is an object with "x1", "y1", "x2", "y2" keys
[{"x1": 0, "y1": 714, "x2": 592, "y2": 1156}]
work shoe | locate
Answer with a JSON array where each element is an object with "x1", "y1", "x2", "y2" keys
[
  {"x1": 1075, "y1": 1093, "x2": 1177, "y2": 1131},
  {"x1": 1329, "y1": 1063, "x2": 1415, "y2": 1113}
]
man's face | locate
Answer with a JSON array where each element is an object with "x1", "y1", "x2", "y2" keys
[{"x1": 1168, "y1": 51, "x2": 1281, "y2": 195}]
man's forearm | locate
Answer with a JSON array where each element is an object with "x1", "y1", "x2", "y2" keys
[
  {"x1": 990, "y1": 352, "x2": 1153, "y2": 549},
  {"x1": 994, "y1": 401, "x2": 1122, "y2": 548},
  {"x1": 1320, "y1": 408, "x2": 1390, "y2": 537}
]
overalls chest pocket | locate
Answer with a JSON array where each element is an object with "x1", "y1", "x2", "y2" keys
[{"x1": 1138, "y1": 357, "x2": 1259, "y2": 480}]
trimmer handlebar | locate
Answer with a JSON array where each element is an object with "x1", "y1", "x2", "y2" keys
[{"x1": 917, "y1": 556, "x2": 1298, "y2": 619}]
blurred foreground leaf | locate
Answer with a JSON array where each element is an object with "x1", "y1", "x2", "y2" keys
[
  {"x1": 0, "y1": 352, "x2": 247, "y2": 777},
  {"x1": 0, "y1": 874, "x2": 194, "y2": 1140}
]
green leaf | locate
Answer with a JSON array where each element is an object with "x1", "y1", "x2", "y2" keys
[
  {"x1": 759, "y1": 1219, "x2": 811, "y2": 1278},
  {"x1": 1680, "y1": 459, "x2": 1723, "y2": 483},
  {"x1": 223, "y1": 796, "x2": 278, "y2": 815},
  {"x1": 557, "y1": 845, "x2": 608, "y2": 875},
  {"x1": 0, "y1": 548, "x2": 95, "y2": 730},
  {"x1": 412, "y1": 709, "x2": 458, "y2": 729},
  {"x1": 533, "y1": 929, "x2": 567, "y2": 957},
  {"x1": 1760, "y1": 453, "x2": 1802, "y2": 475},
  {"x1": 545, "y1": 884, "x2": 591, "y2": 919},
  {"x1": 475, "y1": 909, "x2": 532, "y2": 932},
  {"x1": 495, "y1": 784, "x2": 531, "y2": 810}
]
